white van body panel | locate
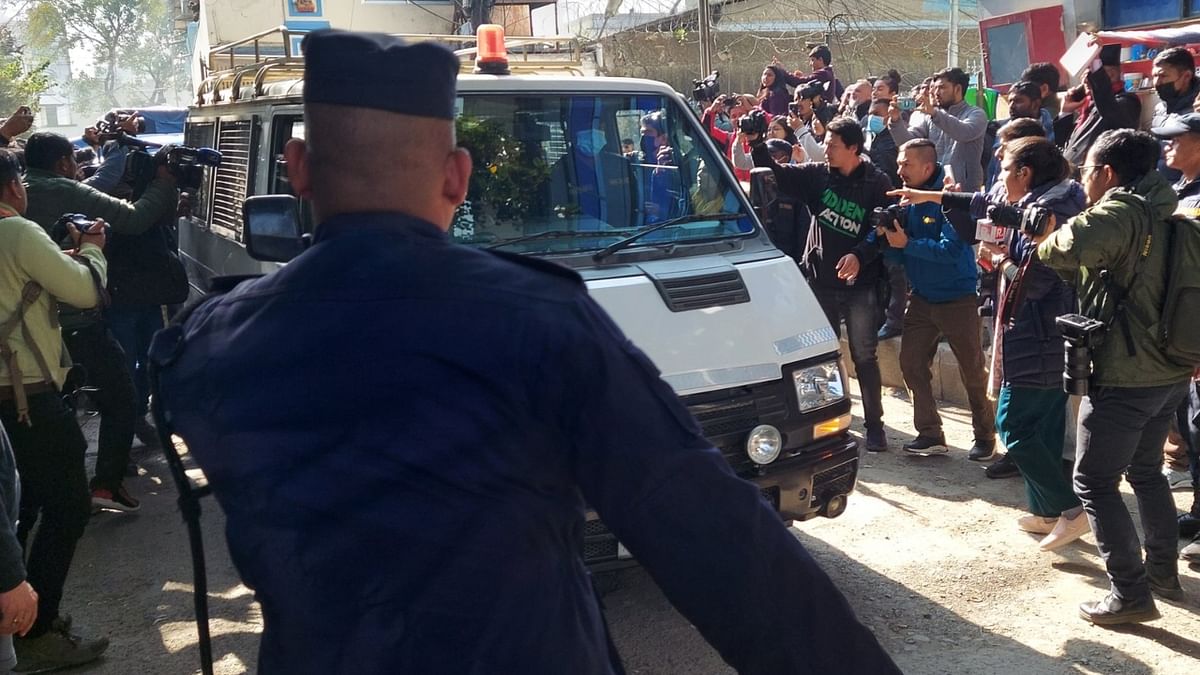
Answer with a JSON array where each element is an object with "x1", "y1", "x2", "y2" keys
[{"x1": 587, "y1": 255, "x2": 838, "y2": 396}]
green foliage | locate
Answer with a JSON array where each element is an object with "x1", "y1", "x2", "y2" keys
[
  {"x1": 32, "y1": 0, "x2": 154, "y2": 106},
  {"x1": 455, "y1": 115, "x2": 550, "y2": 223},
  {"x1": 0, "y1": 29, "x2": 51, "y2": 118},
  {"x1": 123, "y1": 0, "x2": 185, "y2": 104},
  {"x1": 25, "y1": 2, "x2": 68, "y2": 53}
]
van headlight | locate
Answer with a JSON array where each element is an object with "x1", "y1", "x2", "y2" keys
[
  {"x1": 746, "y1": 425, "x2": 782, "y2": 464},
  {"x1": 791, "y1": 361, "x2": 845, "y2": 413}
]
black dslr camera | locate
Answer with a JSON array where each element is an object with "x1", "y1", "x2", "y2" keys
[
  {"x1": 692, "y1": 70, "x2": 721, "y2": 103},
  {"x1": 51, "y1": 213, "x2": 110, "y2": 249},
  {"x1": 1055, "y1": 313, "x2": 1106, "y2": 395},
  {"x1": 163, "y1": 146, "x2": 223, "y2": 192},
  {"x1": 738, "y1": 109, "x2": 768, "y2": 136},
  {"x1": 870, "y1": 204, "x2": 904, "y2": 233},
  {"x1": 124, "y1": 144, "x2": 222, "y2": 198},
  {"x1": 797, "y1": 81, "x2": 825, "y2": 103},
  {"x1": 987, "y1": 203, "x2": 1053, "y2": 238}
]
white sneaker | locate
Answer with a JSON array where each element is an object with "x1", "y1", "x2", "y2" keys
[
  {"x1": 1017, "y1": 515, "x2": 1058, "y2": 534},
  {"x1": 1163, "y1": 467, "x2": 1193, "y2": 490},
  {"x1": 1039, "y1": 513, "x2": 1091, "y2": 551}
]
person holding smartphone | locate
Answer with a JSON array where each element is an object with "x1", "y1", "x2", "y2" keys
[{"x1": 0, "y1": 107, "x2": 34, "y2": 147}]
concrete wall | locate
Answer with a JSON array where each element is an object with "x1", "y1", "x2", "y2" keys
[{"x1": 598, "y1": 29, "x2": 984, "y2": 101}]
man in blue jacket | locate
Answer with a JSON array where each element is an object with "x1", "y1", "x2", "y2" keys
[
  {"x1": 880, "y1": 139, "x2": 995, "y2": 459},
  {"x1": 153, "y1": 30, "x2": 900, "y2": 675}
]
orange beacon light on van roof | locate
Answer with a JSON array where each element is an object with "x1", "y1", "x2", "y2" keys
[{"x1": 474, "y1": 24, "x2": 510, "y2": 75}]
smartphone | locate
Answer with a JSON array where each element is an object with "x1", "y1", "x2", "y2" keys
[
  {"x1": 898, "y1": 96, "x2": 917, "y2": 112},
  {"x1": 787, "y1": 102, "x2": 799, "y2": 115}
]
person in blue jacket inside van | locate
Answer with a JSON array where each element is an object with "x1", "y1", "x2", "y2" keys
[{"x1": 152, "y1": 29, "x2": 900, "y2": 675}]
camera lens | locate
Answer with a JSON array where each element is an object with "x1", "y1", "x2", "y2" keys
[{"x1": 1062, "y1": 344, "x2": 1092, "y2": 396}]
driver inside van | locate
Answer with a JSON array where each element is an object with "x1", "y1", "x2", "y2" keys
[{"x1": 547, "y1": 127, "x2": 636, "y2": 229}]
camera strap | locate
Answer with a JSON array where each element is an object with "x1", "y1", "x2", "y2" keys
[
  {"x1": 0, "y1": 281, "x2": 56, "y2": 425},
  {"x1": 1091, "y1": 192, "x2": 1155, "y2": 358}
]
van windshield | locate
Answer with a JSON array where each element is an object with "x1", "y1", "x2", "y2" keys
[{"x1": 452, "y1": 94, "x2": 753, "y2": 256}]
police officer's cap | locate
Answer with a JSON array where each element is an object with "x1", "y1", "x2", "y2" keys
[{"x1": 302, "y1": 30, "x2": 458, "y2": 120}]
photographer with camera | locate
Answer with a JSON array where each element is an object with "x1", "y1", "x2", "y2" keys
[
  {"x1": 868, "y1": 139, "x2": 993, "y2": 459},
  {"x1": 892, "y1": 137, "x2": 1088, "y2": 545},
  {"x1": 751, "y1": 117, "x2": 894, "y2": 451},
  {"x1": 76, "y1": 126, "x2": 134, "y2": 196},
  {"x1": 21, "y1": 131, "x2": 181, "y2": 512},
  {"x1": 0, "y1": 148, "x2": 110, "y2": 670},
  {"x1": 787, "y1": 83, "x2": 828, "y2": 163},
  {"x1": 1032, "y1": 129, "x2": 1193, "y2": 624},
  {"x1": 702, "y1": 94, "x2": 758, "y2": 182}
]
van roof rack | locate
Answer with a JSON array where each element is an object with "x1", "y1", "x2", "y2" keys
[{"x1": 196, "y1": 26, "x2": 590, "y2": 107}]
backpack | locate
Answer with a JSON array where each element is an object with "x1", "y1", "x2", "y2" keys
[
  {"x1": 1107, "y1": 208, "x2": 1200, "y2": 368},
  {"x1": 1159, "y1": 213, "x2": 1200, "y2": 366}
]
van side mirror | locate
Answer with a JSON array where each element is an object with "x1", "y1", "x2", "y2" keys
[
  {"x1": 748, "y1": 167, "x2": 777, "y2": 224},
  {"x1": 243, "y1": 195, "x2": 307, "y2": 262}
]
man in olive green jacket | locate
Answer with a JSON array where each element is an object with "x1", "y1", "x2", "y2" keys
[
  {"x1": 22, "y1": 133, "x2": 176, "y2": 237},
  {"x1": 21, "y1": 132, "x2": 178, "y2": 513},
  {"x1": 1036, "y1": 129, "x2": 1193, "y2": 626}
]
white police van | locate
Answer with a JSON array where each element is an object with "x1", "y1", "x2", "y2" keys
[{"x1": 181, "y1": 26, "x2": 859, "y2": 568}]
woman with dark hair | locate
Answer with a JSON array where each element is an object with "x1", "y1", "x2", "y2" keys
[
  {"x1": 767, "y1": 116, "x2": 798, "y2": 146},
  {"x1": 891, "y1": 137, "x2": 1090, "y2": 550},
  {"x1": 758, "y1": 64, "x2": 799, "y2": 117}
]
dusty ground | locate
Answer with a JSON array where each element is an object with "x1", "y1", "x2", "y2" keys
[{"x1": 55, "y1": 387, "x2": 1200, "y2": 674}]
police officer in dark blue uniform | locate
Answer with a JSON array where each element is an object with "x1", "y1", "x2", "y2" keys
[{"x1": 153, "y1": 30, "x2": 900, "y2": 675}]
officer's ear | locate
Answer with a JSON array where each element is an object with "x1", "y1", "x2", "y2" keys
[
  {"x1": 283, "y1": 138, "x2": 312, "y2": 199},
  {"x1": 442, "y1": 147, "x2": 472, "y2": 207}
]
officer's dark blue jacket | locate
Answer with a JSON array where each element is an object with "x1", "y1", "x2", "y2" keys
[{"x1": 155, "y1": 212, "x2": 899, "y2": 675}]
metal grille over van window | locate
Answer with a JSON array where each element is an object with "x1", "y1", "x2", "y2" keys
[
  {"x1": 184, "y1": 122, "x2": 216, "y2": 224},
  {"x1": 654, "y1": 269, "x2": 751, "y2": 312},
  {"x1": 210, "y1": 119, "x2": 255, "y2": 241}
]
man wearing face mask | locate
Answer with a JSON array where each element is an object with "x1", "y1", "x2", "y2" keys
[
  {"x1": 548, "y1": 126, "x2": 636, "y2": 229},
  {"x1": 863, "y1": 98, "x2": 899, "y2": 188},
  {"x1": 887, "y1": 67, "x2": 988, "y2": 192},
  {"x1": 1150, "y1": 48, "x2": 1199, "y2": 182}
]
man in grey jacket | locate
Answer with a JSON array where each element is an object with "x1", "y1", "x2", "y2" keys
[{"x1": 887, "y1": 67, "x2": 988, "y2": 192}]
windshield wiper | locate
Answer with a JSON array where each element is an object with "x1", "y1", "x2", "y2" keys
[
  {"x1": 484, "y1": 230, "x2": 600, "y2": 251},
  {"x1": 592, "y1": 212, "x2": 746, "y2": 262}
]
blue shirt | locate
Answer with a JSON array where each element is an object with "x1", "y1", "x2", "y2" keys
[{"x1": 154, "y1": 212, "x2": 898, "y2": 675}]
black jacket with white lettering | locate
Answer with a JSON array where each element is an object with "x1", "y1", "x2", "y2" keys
[{"x1": 752, "y1": 142, "x2": 894, "y2": 290}]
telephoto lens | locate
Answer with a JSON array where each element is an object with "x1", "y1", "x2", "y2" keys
[{"x1": 1062, "y1": 342, "x2": 1092, "y2": 396}]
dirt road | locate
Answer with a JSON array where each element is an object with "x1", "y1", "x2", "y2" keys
[{"x1": 63, "y1": 389, "x2": 1200, "y2": 674}]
